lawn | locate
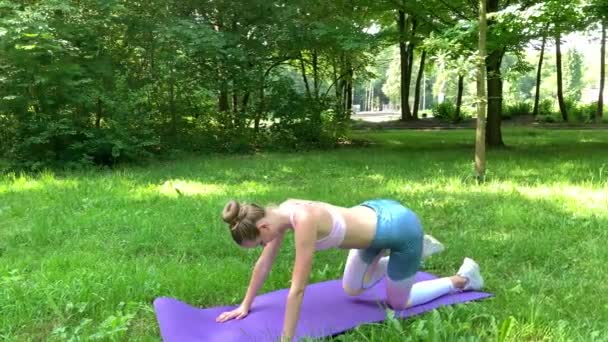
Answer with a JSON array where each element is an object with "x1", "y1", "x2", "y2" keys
[{"x1": 1, "y1": 127, "x2": 607, "y2": 341}]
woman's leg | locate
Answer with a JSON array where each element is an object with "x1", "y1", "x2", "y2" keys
[
  {"x1": 342, "y1": 248, "x2": 385, "y2": 295},
  {"x1": 342, "y1": 234, "x2": 444, "y2": 295},
  {"x1": 392, "y1": 257, "x2": 485, "y2": 309}
]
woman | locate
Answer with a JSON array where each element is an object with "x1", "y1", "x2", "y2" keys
[{"x1": 215, "y1": 198, "x2": 484, "y2": 341}]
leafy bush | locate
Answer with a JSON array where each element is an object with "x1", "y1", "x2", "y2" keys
[
  {"x1": 537, "y1": 99, "x2": 555, "y2": 116},
  {"x1": 8, "y1": 114, "x2": 159, "y2": 171},
  {"x1": 0, "y1": 113, "x2": 16, "y2": 157},
  {"x1": 503, "y1": 101, "x2": 532, "y2": 119},
  {"x1": 263, "y1": 77, "x2": 343, "y2": 150},
  {"x1": 432, "y1": 101, "x2": 457, "y2": 121},
  {"x1": 565, "y1": 99, "x2": 596, "y2": 123},
  {"x1": 0, "y1": 3, "x2": 350, "y2": 170},
  {"x1": 581, "y1": 102, "x2": 602, "y2": 122},
  {"x1": 536, "y1": 114, "x2": 559, "y2": 123}
]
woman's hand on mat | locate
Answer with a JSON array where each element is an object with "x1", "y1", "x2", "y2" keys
[{"x1": 215, "y1": 304, "x2": 249, "y2": 323}]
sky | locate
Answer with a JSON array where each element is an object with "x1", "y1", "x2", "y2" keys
[
  {"x1": 527, "y1": 30, "x2": 605, "y2": 96},
  {"x1": 528, "y1": 31, "x2": 603, "y2": 56}
]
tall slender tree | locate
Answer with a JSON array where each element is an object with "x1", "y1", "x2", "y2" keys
[{"x1": 475, "y1": 0, "x2": 488, "y2": 180}]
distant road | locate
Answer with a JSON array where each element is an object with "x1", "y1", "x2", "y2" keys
[{"x1": 352, "y1": 111, "x2": 401, "y2": 122}]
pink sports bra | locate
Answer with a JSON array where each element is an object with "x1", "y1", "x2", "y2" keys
[{"x1": 287, "y1": 202, "x2": 346, "y2": 250}]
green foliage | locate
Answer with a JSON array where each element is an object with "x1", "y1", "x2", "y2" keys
[
  {"x1": 265, "y1": 80, "x2": 344, "y2": 150},
  {"x1": 533, "y1": 98, "x2": 562, "y2": 123},
  {"x1": 381, "y1": 47, "x2": 402, "y2": 104},
  {"x1": 538, "y1": 98, "x2": 555, "y2": 116},
  {"x1": 565, "y1": 49, "x2": 585, "y2": 101},
  {"x1": 564, "y1": 99, "x2": 597, "y2": 123},
  {"x1": 50, "y1": 301, "x2": 140, "y2": 341},
  {"x1": 432, "y1": 101, "x2": 459, "y2": 121},
  {"x1": 503, "y1": 53, "x2": 536, "y2": 103},
  {"x1": 0, "y1": 0, "x2": 604, "y2": 172},
  {"x1": 0, "y1": 0, "x2": 378, "y2": 170},
  {"x1": 503, "y1": 102, "x2": 532, "y2": 119}
]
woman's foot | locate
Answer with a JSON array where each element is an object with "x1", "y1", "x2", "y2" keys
[
  {"x1": 422, "y1": 234, "x2": 445, "y2": 259},
  {"x1": 455, "y1": 257, "x2": 484, "y2": 291}
]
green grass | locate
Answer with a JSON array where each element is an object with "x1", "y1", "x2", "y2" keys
[{"x1": 2, "y1": 127, "x2": 608, "y2": 341}]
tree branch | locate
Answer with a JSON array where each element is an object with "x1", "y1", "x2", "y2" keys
[{"x1": 436, "y1": 0, "x2": 471, "y2": 21}]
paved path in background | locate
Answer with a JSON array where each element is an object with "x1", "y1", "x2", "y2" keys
[
  {"x1": 351, "y1": 111, "x2": 608, "y2": 130},
  {"x1": 352, "y1": 111, "x2": 402, "y2": 122}
]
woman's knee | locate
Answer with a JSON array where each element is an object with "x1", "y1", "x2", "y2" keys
[
  {"x1": 385, "y1": 274, "x2": 415, "y2": 310},
  {"x1": 342, "y1": 282, "x2": 365, "y2": 296},
  {"x1": 342, "y1": 250, "x2": 370, "y2": 294},
  {"x1": 387, "y1": 297, "x2": 408, "y2": 310}
]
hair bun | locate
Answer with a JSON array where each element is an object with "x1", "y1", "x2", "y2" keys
[{"x1": 222, "y1": 200, "x2": 240, "y2": 224}]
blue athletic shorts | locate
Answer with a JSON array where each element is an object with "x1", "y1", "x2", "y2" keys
[{"x1": 358, "y1": 199, "x2": 423, "y2": 280}]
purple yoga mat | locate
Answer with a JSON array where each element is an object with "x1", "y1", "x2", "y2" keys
[{"x1": 154, "y1": 272, "x2": 492, "y2": 341}]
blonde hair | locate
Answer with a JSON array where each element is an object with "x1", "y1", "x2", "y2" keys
[{"x1": 222, "y1": 200, "x2": 265, "y2": 244}]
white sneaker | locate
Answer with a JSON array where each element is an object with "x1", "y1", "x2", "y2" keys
[
  {"x1": 456, "y1": 257, "x2": 484, "y2": 291},
  {"x1": 421, "y1": 234, "x2": 445, "y2": 259}
]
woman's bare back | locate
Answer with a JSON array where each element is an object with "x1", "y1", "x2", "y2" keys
[{"x1": 280, "y1": 199, "x2": 378, "y2": 249}]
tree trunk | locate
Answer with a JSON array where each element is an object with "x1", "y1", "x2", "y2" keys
[
  {"x1": 346, "y1": 71, "x2": 353, "y2": 120},
  {"x1": 413, "y1": 49, "x2": 426, "y2": 119},
  {"x1": 336, "y1": 61, "x2": 345, "y2": 119},
  {"x1": 475, "y1": 0, "x2": 488, "y2": 180},
  {"x1": 369, "y1": 82, "x2": 373, "y2": 111},
  {"x1": 341, "y1": 58, "x2": 353, "y2": 119},
  {"x1": 455, "y1": 74, "x2": 464, "y2": 122},
  {"x1": 405, "y1": 44, "x2": 415, "y2": 116},
  {"x1": 216, "y1": 19, "x2": 229, "y2": 114},
  {"x1": 241, "y1": 92, "x2": 250, "y2": 113},
  {"x1": 398, "y1": 10, "x2": 412, "y2": 120},
  {"x1": 341, "y1": 80, "x2": 348, "y2": 120},
  {"x1": 598, "y1": 22, "x2": 606, "y2": 122},
  {"x1": 533, "y1": 33, "x2": 547, "y2": 116},
  {"x1": 333, "y1": 58, "x2": 341, "y2": 100},
  {"x1": 486, "y1": 49, "x2": 504, "y2": 146},
  {"x1": 232, "y1": 92, "x2": 238, "y2": 114},
  {"x1": 485, "y1": 0, "x2": 504, "y2": 147},
  {"x1": 169, "y1": 80, "x2": 177, "y2": 137},
  {"x1": 363, "y1": 83, "x2": 368, "y2": 111},
  {"x1": 404, "y1": 20, "x2": 417, "y2": 119},
  {"x1": 256, "y1": 83, "x2": 264, "y2": 132},
  {"x1": 312, "y1": 50, "x2": 319, "y2": 99},
  {"x1": 555, "y1": 31, "x2": 568, "y2": 121},
  {"x1": 96, "y1": 96, "x2": 102, "y2": 129},
  {"x1": 299, "y1": 52, "x2": 311, "y2": 98},
  {"x1": 369, "y1": 82, "x2": 374, "y2": 111},
  {"x1": 219, "y1": 81, "x2": 229, "y2": 112}
]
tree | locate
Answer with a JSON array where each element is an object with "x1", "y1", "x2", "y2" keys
[
  {"x1": 475, "y1": 0, "x2": 487, "y2": 179},
  {"x1": 540, "y1": 0, "x2": 588, "y2": 121},
  {"x1": 600, "y1": 22, "x2": 607, "y2": 121},
  {"x1": 416, "y1": 0, "x2": 544, "y2": 145},
  {"x1": 423, "y1": 24, "x2": 476, "y2": 121},
  {"x1": 586, "y1": 0, "x2": 608, "y2": 121},
  {"x1": 382, "y1": 47, "x2": 402, "y2": 105},
  {"x1": 398, "y1": 10, "x2": 412, "y2": 119},
  {"x1": 373, "y1": 0, "x2": 443, "y2": 120},
  {"x1": 479, "y1": 0, "x2": 586, "y2": 139},
  {"x1": 413, "y1": 49, "x2": 427, "y2": 118},
  {"x1": 565, "y1": 48, "x2": 584, "y2": 101},
  {"x1": 533, "y1": 25, "x2": 549, "y2": 116},
  {"x1": 485, "y1": 0, "x2": 505, "y2": 146},
  {"x1": 0, "y1": 0, "x2": 385, "y2": 168},
  {"x1": 555, "y1": 30, "x2": 568, "y2": 120}
]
